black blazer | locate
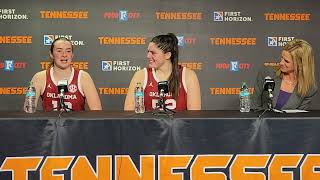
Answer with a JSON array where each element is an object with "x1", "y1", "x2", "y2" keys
[{"x1": 251, "y1": 66, "x2": 318, "y2": 110}]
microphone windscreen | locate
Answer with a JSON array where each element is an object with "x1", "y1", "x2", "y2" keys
[
  {"x1": 158, "y1": 81, "x2": 169, "y2": 93},
  {"x1": 58, "y1": 79, "x2": 68, "y2": 86},
  {"x1": 57, "y1": 79, "x2": 68, "y2": 93},
  {"x1": 264, "y1": 76, "x2": 272, "y2": 80},
  {"x1": 263, "y1": 76, "x2": 275, "y2": 91}
]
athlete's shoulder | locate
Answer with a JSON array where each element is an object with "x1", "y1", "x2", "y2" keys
[
  {"x1": 133, "y1": 68, "x2": 146, "y2": 78},
  {"x1": 33, "y1": 70, "x2": 47, "y2": 81}
]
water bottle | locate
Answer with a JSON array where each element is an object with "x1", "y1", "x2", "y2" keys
[
  {"x1": 134, "y1": 82, "x2": 145, "y2": 113},
  {"x1": 239, "y1": 82, "x2": 250, "y2": 112},
  {"x1": 24, "y1": 81, "x2": 36, "y2": 113}
]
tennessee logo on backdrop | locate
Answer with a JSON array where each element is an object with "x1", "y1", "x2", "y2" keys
[
  {"x1": 156, "y1": 12, "x2": 202, "y2": 20},
  {"x1": 40, "y1": 61, "x2": 88, "y2": 70},
  {"x1": 179, "y1": 62, "x2": 203, "y2": 70},
  {"x1": 0, "y1": 154, "x2": 319, "y2": 179},
  {"x1": 0, "y1": 36, "x2": 32, "y2": 44},
  {"x1": 99, "y1": 87, "x2": 128, "y2": 95},
  {"x1": 210, "y1": 37, "x2": 256, "y2": 45},
  {"x1": 40, "y1": 11, "x2": 88, "y2": 19},
  {"x1": 210, "y1": 86, "x2": 254, "y2": 95},
  {"x1": 264, "y1": 13, "x2": 311, "y2": 21},
  {"x1": 0, "y1": 87, "x2": 26, "y2": 95},
  {"x1": 98, "y1": 36, "x2": 145, "y2": 45}
]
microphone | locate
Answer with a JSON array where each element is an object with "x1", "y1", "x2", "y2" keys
[
  {"x1": 158, "y1": 81, "x2": 169, "y2": 98},
  {"x1": 57, "y1": 79, "x2": 68, "y2": 111},
  {"x1": 58, "y1": 79, "x2": 68, "y2": 97},
  {"x1": 263, "y1": 76, "x2": 275, "y2": 94},
  {"x1": 152, "y1": 80, "x2": 176, "y2": 115},
  {"x1": 156, "y1": 81, "x2": 169, "y2": 109},
  {"x1": 263, "y1": 76, "x2": 275, "y2": 109}
]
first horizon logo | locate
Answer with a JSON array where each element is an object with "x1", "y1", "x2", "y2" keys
[
  {"x1": 213, "y1": 11, "x2": 253, "y2": 22},
  {"x1": 43, "y1": 35, "x2": 85, "y2": 46},
  {"x1": 101, "y1": 60, "x2": 141, "y2": 72},
  {"x1": 267, "y1": 37, "x2": 294, "y2": 47},
  {"x1": 0, "y1": 9, "x2": 28, "y2": 20}
]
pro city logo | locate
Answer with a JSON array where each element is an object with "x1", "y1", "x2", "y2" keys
[
  {"x1": 4, "y1": 60, "x2": 14, "y2": 71},
  {"x1": 103, "y1": 10, "x2": 140, "y2": 21},
  {"x1": 176, "y1": 36, "x2": 196, "y2": 47},
  {"x1": 0, "y1": 60, "x2": 27, "y2": 71},
  {"x1": 213, "y1": 11, "x2": 253, "y2": 22},
  {"x1": 101, "y1": 60, "x2": 141, "y2": 72},
  {"x1": 43, "y1": 35, "x2": 85, "y2": 46},
  {"x1": 215, "y1": 60, "x2": 251, "y2": 72},
  {"x1": 267, "y1": 36, "x2": 295, "y2": 47}
]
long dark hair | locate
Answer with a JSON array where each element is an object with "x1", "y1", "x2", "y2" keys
[
  {"x1": 151, "y1": 33, "x2": 179, "y2": 98},
  {"x1": 49, "y1": 37, "x2": 73, "y2": 68}
]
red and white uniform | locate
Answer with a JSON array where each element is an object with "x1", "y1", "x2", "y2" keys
[
  {"x1": 41, "y1": 67, "x2": 85, "y2": 111},
  {"x1": 143, "y1": 65, "x2": 187, "y2": 111}
]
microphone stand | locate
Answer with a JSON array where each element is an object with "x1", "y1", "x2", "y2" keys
[
  {"x1": 267, "y1": 89, "x2": 273, "y2": 110},
  {"x1": 59, "y1": 89, "x2": 67, "y2": 112},
  {"x1": 58, "y1": 89, "x2": 72, "y2": 112},
  {"x1": 152, "y1": 89, "x2": 175, "y2": 116},
  {"x1": 258, "y1": 88, "x2": 283, "y2": 119}
]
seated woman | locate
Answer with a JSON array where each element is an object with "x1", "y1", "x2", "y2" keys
[
  {"x1": 251, "y1": 39, "x2": 318, "y2": 110},
  {"x1": 27, "y1": 37, "x2": 102, "y2": 111},
  {"x1": 124, "y1": 33, "x2": 201, "y2": 111}
]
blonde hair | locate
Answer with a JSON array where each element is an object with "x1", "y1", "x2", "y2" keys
[{"x1": 282, "y1": 39, "x2": 316, "y2": 97}]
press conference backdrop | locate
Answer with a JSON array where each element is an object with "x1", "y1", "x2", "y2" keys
[{"x1": 0, "y1": 0, "x2": 319, "y2": 110}]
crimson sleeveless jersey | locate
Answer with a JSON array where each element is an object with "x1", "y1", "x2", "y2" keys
[
  {"x1": 41, "y1": 67, "x2": 85, "y2": 111},
  {"x1": 143, "y1": 65, "x2": 187, "y2": 111}
]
